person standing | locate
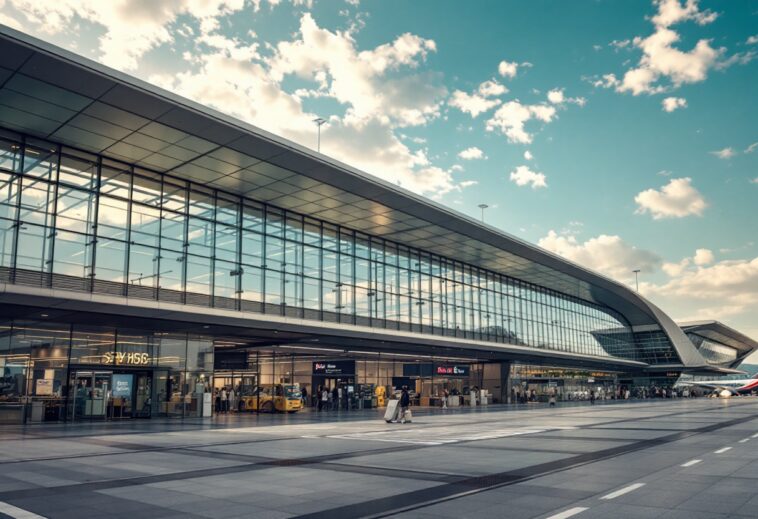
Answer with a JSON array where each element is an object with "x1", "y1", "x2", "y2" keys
[
  {"x1": 220, "y1": 387, "x2": 228, "y2": 413},
  {"x1": 301, "y1": 386, "x2": 308, "y2": 407},
  {"x1": 228, "y1": 387, "x2": 236, "y2": 413},
  {"x1": 399, "y1": 386, "x2": 410, "y2": 424},
  {"x1": 320, "y1": 386, "x2": 328, "y2": 411},
  {"x1": 442, "y1": 388, "x2": 449, "y2": 409},
  {"x1": 589, "y1": 390, "x2": 596, "y2": 405}
]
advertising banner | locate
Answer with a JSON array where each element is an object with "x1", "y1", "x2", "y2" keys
[{"x1": 112, "y1": 374, "x2": 133, "y2": 398}]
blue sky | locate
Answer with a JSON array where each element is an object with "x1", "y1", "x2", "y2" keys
[{"x1": 2, "y1": 0, "x2": 757, "y2": 359}]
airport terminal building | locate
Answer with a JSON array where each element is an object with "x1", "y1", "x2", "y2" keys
[{"x1": 0, "y1": 27, "x2": 756, "y2": 424}]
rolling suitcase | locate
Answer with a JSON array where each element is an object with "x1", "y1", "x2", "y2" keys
[{"x1": 384, "y1": 400, "x2": 400, "y2": 422}]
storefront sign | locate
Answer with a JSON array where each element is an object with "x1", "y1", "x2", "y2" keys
[
  {"x1": 112, "y1": 374, "x2": 133, "y2": 398},
  {"x1": 313, "y1": 360, "x2": 355, "y2": 375},
  {"x1": 214, "y1": 351, "x2": 248, "y2": 370},
  {"x1": 435, "y1": 365, "x2": 470, "y2": 377},
  {"x1": 102, "y1": 352, "x2": 150, "y2": 366}
]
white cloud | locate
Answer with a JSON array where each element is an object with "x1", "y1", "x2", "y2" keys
[
  {"x1": 662, "y1": 258, "x2": 691, "y2": 277},
  {"x1": 748, "y1": 35, "x2": 758, "y2": 45},
  {"x1": 661, "y1": 96, "x2": 687, "y2": 111},
  {"x1": 458, "y1": 147, "x2": 485, "y2": 160},
  {"x1": 710, "y1": 147, "x2": 736, "y2": 159},
  {"x1": 538, "y1": 231, "x2": 661, "y2": 281},
  {"x1": 750, "y1": 177, "x2": 758, "y2": 185},
  {"x1": 634, "y1": 177, "x2": 707, "y2": 219},
  {"x1": 450, "y1": 164, "x2": 464, "y2": 172},
  {"x1": 744, "y1": 142, "x2": 758, "y2": 154},
  {"x1": 693, "y1": 248, "x2": 714, "y2": 266},
  {"x1": 524, "y1": 150, "x2": 533, "y2": 161},
  {"x1": 509, "y1": 165, "x2": 547, "y2": 189},
  {"x1": 547, "y1": 88, "x2": 565, "y2": 104},
  {"x1": 497, "y1": 60, "x2": 519, "y2": 78},
  {"x1": 600, "y1": 0, "x2": 723, "y2": 96},
  {"x1": 486, "y1": 101, "x2": 557, "y2": 144},
  {"x1": 448, "y1": 79, "x2": 507, "y2": 118}
]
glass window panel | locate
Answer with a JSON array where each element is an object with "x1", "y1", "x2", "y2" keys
[
  {"x1": 303, "y1": 218, "x2": 320, "y2": 245},
  {"x1": 94, "y1": 238, "x2": 126, "y2": 283},
  {"x1": 283, "y1": 272, "x2": 302, "y2": 307},
  {"x1": 22, "y1": 144, "x2": 58, "y2": 179},
  {"x1": 160, "y1": 210, "x2": 185, "y2": 252},
  {"x1": 186, "y1": 255, "x2": 211, "y2": 295},
  {"x1": 162, "y1": 180, "x2": 187, "y2": 213},
  {"x1": 240, "y1": 265, "x2": 262, "y2": 301},
  {"x1": 159, "y1": 249, "x2": 185, "y2": 292},
  {"x1": 0, "y1": 139, "x2": 22, "y2": 172},
  {"x1": 0, "y1": 170, "x2": 18, "y2": 221},
  {"x1": 100, "y1": 165, "x2": 131, "y2": 199},
  {"x1": 265, "y1": 269, "x2": 282, "y2": 304},
  {"x1": 265, "y1": 236, "x2": 283, "y2": 271},
  {"x1": 266, "y1": 208, "x2": 283, "y2": 238},
  {"x1": 303, "y1": 246, "x2": 320, "y2": 278},
  {"x1": 70, "y1": 325, "x2": 115, "y2": 365},
  {"x1": 215, "y1": 224, "x2": 238, "y2": 263},
  {"x1": 130, "y1": 203, "x2": 161, "y2": 248},
  {"x1": 58, "y1": 154, "x2": 96, "y2": 189},
  {"x1": 19, "y1": 177, "x2": 54, "y2": 226},
  {"x1": 241, "y1": 230, "x2": 262, "y2": 267},
  {"x1": 131, "y1": 173, "x2": 162, "y2": 207},
  {"x1": 214, "y1": 260, "x2": 238, "y2": 299},
  {"x1": 53, "y1": 230, "x2": 92, "y2": 277},
  {"x1": 97, "y1": 195, "x2": 128, "y2": 240},
  {"x1": 303, "y1": 276, "x2": 320, "y2": 310},
  {"x1": 55, "y1": 187, "x2": 95, "y2": 233},
  {"x1": 188, "y1": 188, "x2": 215, "y2": 218},
  {"x1": 15, "y1": 223, "x2": 52, "y2": 272},
  {"x1": 0, "y1": 217, "x2": 15, "y2": 268},
  {"x1": 242, "y1": 203, "x2": 264, "y2": 232},
  {"x1": 216, "y1": 196, "x2": 239, "y2": 226},
  {"x1": 128, "y1": 244, "x2": 158, "y2": 287},
  {"x1": 187, "y1": 217, "x2": 213, "y2": 257}
]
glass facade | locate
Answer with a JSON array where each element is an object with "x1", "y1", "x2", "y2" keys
[
  {"x1": 686, "y1": 334, "x2": 738, "y2": 366},
  {"x1": 0, "y1": 318, "x2": 213, "y2": 423},
  {"x1": 0, "y1": 130, "x2": 667, "y2": 363}
]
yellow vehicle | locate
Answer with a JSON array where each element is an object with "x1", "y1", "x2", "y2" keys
[{"x1": 239, "y1": 384, "x2": 302, "y2": 413}]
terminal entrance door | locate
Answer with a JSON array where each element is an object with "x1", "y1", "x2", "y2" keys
[{"x1": 69, "y1": 370, "x2": 153, "y2": 420}]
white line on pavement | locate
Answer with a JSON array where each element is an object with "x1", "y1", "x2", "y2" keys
[
  {"x1": 681, "y1": 459, "x2": 702, "y2": 467},
  {"x1": 752, "y1": 433, "x2": 758, "y2": 438},
  {"x1": 739, "y1": 438, "x2": 750, "y2": 443},
  {"x1": 545, "y1": 507, "x2": 589, "y2": 519},
  {"x1": 0, "y1": 501, "x2": 47, "y2": 519},
  {"x1": 714, "y1": 447, "x2": 732, "y2": 454},
  {"x1": 600, "y1": 482, "x2": 646, "y2": 500}
]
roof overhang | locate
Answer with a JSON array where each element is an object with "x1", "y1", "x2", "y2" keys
[
  {"x1": 679, "y1": 320, "x2": 758, "y2": 368},
  {"x1": 0, "y1": 25, "x2": 716, "y2": 368}
]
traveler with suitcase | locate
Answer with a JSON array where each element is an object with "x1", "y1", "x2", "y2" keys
[{"x1": 399, "y1": 386, "x2": 411, "y2": 424}]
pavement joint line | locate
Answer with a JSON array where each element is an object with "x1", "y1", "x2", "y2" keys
[
  {"x1": 752, "y1": 432, "x2": 758, "y2": 438},
  {"x1": 714, "y1": 446, "x2": 732, "y2": 454},
  {"x1": 544, "y1": 507, "x2": 589, "y2": 519},
  {"x1": 738, "y1": 438, "x2": 750, "y2": 443},
  {"x1": 0, "y1": 500, "x2": 47, "y2": 519},
  {"x1": 291, "y1": 410, "x2": 758, "y2": 519},
  {"x1": 599, "y1": 482, "x2": 645, "y2": 500},
  {"x1": 680, "y1": 459, "x2": 702, "y2": 467}
]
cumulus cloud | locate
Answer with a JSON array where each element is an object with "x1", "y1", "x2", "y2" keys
[
  {"x1": 538, "y1": 231, "x2": 662, "y2": 281},
  {"x1": 599, "y1": 0, "x2": 724, "y2": 96},
  {"x1": 457, "y1": 147, "x2": 485, "y2": 160},
  {"x1": 509, "y1": 165, "x2": 547, "y2": 189},
  {"x1": 662, "y1": 96, "x2": 687, "y2": 111},
  {"x1": 634, "y1": 177, "x2": 707, "y2": 219},
  {"x1": 524, "y1": 150, "x2": 533, "y2": 161},
  {"x1": 745, "y1": 142, "x2": 758, "y2": 154},
  {"x1": 693, "y1": 248, "x2": 714, "y2": 266},
  {"x1": 486, "y1": 101, "x2": 557, "y2": 144},
  {"x1": 748, "y1": 35, "x2": 758, "y2": 45},
  {"x1": 497, "y1": 60, "x2": 520, "y2": 78},
  {"x1": 710, "y1": 147, "x2": 736, "y2": 159},
  {"x1": 448, "y1": 79, "x2": 507, "y2": 118},
  {"x1": 547, "y1": 88, "x2": 586, "y2": 106}
]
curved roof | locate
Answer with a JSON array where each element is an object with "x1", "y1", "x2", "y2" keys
[
  {"x1": 680, "y1": 321, "x2": 758, "y2": 369},
  {"x1": 0, "y1": 25, "x2": 709, "y2": 368}
]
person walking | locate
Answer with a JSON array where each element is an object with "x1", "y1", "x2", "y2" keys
[
  {"x1": 442, "y1": 388, "x2": 449, "y2": 409},
  {"x1": 301, "y1": 386, "x2": 308, "y2": 408},
  {"x1": 399, "y1": 386, "x2": 411, "y2": 424},
  {"x1": 320, "y1": 386, "x2": 328, "y2": 412},
  {"x1": 220, "y1": 387, "x2": 228, "y2": 413},
  {"x1": 589, "y1": 390, "x2": 596, "y2": 405},
  {"x1": 548, "y1": 388, "x2": 556, "y2": 408},
  {"x1": 228, "y1": 387, "x2": 236, "y2": 413}
]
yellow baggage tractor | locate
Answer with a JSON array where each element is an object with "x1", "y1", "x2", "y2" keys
[{"x1": 239, "y1": 384, "x2": 302, "y2": 413}]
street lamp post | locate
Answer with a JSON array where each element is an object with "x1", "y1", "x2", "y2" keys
[
  {"x1": 478, "y1": 204, "x2": 489, "y2": 223},
  {"x1": 633, "y1": 269, "x2": 640, "y2": 292},
  {"x1": 313, "y1": 117, "x2": 327, "y2": 152}
]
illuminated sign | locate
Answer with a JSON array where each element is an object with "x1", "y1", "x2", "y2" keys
[
  {"x1": 102, "y1": 352, "x2": 150, "y2": 366},
  {"x1": 435, "y1": 365, "x2": 470, "y2": 377},
  {"x1": 313, "y1": 361, "x2": 355, "y2": 375},
  {"x1": 112, "y1": 374, "x2": 133, "y2": 397}
]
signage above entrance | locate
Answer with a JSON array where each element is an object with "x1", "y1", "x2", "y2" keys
[
  {"x1": 435, "y1": 365, "x2": 470, "y2": 377},
  {"x1": 102, "y1": 352, "x2": 150, "y2": 366},
  {"x1": 313, "y1": 360, "x2": 355, "y2": 375}
]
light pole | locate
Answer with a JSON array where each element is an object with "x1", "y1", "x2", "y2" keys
[
  {"x1": 633, "y1": 269, "x2": 640, "y2": 292},
  {"x1": 478, "y1": 204, "x2": 488, "y2": 223},
  {"x1": 313, "y1": 117, "x2": 326, "y2": 152}
]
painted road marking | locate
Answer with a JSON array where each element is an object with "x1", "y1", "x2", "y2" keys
[
  {"x1": 545, "y1": 507, "x2": 588, "y2": 519},
  {"x1": 681, "y1": 459, "x2": 702, "y2": 467},
  {"x1": 600, "y1": 482, "x2": 646, "y2": 500},
  {"x1": 752, "y1": 433, "x2": 758, "y2": 438},
  {"x1": 739, "y1": 438, "x2": 750, "y2": 443},
  {"x1": 0, "y1": 501, "x2": 47, "y2": 519},
  {"x1": 714, "y1": 447, "x2": 732, "y2": 454}
]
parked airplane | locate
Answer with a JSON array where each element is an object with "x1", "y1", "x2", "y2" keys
[{"x1": 677, "y1": 373, "x2": 758, "y2": 395}]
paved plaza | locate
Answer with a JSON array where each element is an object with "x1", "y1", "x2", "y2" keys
[{"x1": 0, "y1": 399, "x2": 757, "y2": 518}]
